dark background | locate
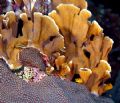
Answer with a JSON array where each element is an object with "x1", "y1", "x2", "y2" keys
[
  {"x1": 90, "y1": 0, "x2": 120, "y2": 14},
  {"x1": 88, "y1": 0, "x2": 120, "y2": 103}
]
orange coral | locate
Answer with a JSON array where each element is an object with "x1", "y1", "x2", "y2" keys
[
  {"x1": 52, "y1": 0, "x2": 87, "y2": 9},
  {"x1": 0, "y1": 2, "x2": 114, "y2": 96}
]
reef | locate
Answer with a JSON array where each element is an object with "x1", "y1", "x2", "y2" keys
[{"x1": 0, "y1": 0, "x2": 115, "y2": 102}]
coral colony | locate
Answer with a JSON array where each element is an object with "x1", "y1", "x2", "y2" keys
[{"x1": 0, "y1": 0, "x2": 115, "y2": 103}]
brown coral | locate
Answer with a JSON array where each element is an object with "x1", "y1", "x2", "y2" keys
[
  {"x1": 0, "y1": 58, "x2": 114, "y2": 103},
  {"x1": 20, "y1": 13, "x2": 33, "y2": 40},
  {"x1": 53, "y1": 55, "x2": 75, "y2": 80},
  {"x1": 55, "y1": 55, "x2": 65, "y2": 70}
]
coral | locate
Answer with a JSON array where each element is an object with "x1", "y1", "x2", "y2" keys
[
  {"x1": 19, "y1": 47, "x2": 49, "y2": 71},
  {"x1": 30, "y1": 12, "x2": 64, "y2": 57},
  {"x1": 88, "y1": 3, "x2": 120, "y2": 101},
  {"x1": 55, "y1": 55, "x2": 66, "y2": 70},
  {"x1": 49, "y1": 4, "x2": 113, "y2": 69},
  {"x1": 33, "y1": 0, "x2": 52, "y2": 14},
  {"x1": 0, "y1": 11, "x2": 64, "y2": 69},
  {"x1": 22, "y1": 67, "x2": 47, "y2": 82},
  {"x1": 14, "y1": 0, "x2": 23, "y2": 6},
  {"x1": 86, "y1": 60, "x2": 112, "y2": 95},
  {"x1": 49, "y1": 4, "x2": 91, "y2": 69},
  {"x1": 46, "y1": 66, "x2": 54, "y2": 74},
  {"x1": 0, "y1": 11, "x2": 21, "y2": 69},
  {"x1": 0, "y1": 1, "x2": 114, "y2": 97},
  {"x1": 52, "y1": 0, "x2": 87, "y2": 9},
  {"x1": 22, "y1": 0, "x2": 52, "y2": 16},
  {"x1": 0, "y1": 58, "x2": 114, "y2": 103},
  {"x1": 20, "y1": 13, "x2": 33, "y2": 40},
  {"x1": 78, "y1": 68, "x2": 92, "y2": 83},
  {"x1": 0, "y1": 11, "x2": 17, "y2": 40},
  {"x1": 10, "y1": 47, "x2": 50, "y2": 83},
  {"x1": 49, "y1": 4, "x2": 113, "y2": 95},
  {"x1": 53, "y1": 55, "x2": 75, "y2": 80}
]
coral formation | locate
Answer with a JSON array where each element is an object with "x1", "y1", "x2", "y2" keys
[
  {"x1": 52, "y1": 0, "x2": 87, "y2": 9},
  {"x1": 0, "y1": 58, "x2": 114, "y2": 103},
  {"x1": 19, "y1": 47, "x2": 49, "y2": 70},
  {"x1": 78, "y1": 68, "x2": 92, "y2": 83},
  {"x1": 0, "y1": 11, "x2": 64, "y2": 69},
  {"x1": 0, "y1": 0, "x2": 114, "y2": 98},
  {"x1": 49, "y1": 4, "x2": 113, "y2": 95},
  {"x1": 49, "y1": 4, "x2": 113, "y2": 69}
]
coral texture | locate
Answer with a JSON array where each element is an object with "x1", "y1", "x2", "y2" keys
[
  {"x1": 0, "y1": 58, "x2": 114, "y2": 103},
  {"x1": 19, "y1": 47, "x2": 49, "y2": 70},
  {"x1": 0, "y1": 0, "x2": 114, "y2": 98},
  {"x1": 0, "y1": 11, "x2": 64, "y2": 69}
]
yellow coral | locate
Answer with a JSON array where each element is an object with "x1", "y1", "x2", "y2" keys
[
  {"x1": 55, "y1": 55, "x2": 65, "y2": 70},
  {"x1": 86, "y1": 60, "x2": 112, "y2": 95},
  {"x1": 52, "y1": 0, "x2": 87, "y2": 9},
  {"x1": 75, "y1": 78, "x2": 83, "y2": 84},
  {"x1": 0, "y1": 2, "x2": 114, "y2": 96},
  {"x1": 49, "y1": 4, "x2": 113, "y2": 71},
  {"x1": 59, "y1": 63, "x2": 71, "y2": 78},
  {"x1": 98, "y1": 83, "x2": 113, "y2": 95},
  {"x1": 0, "y1": 12, "x2": 64, "y2": 70},
  {"x1": 78, "y1": 68, "x2": 92, "y2": 83},
  {"x1": 46, "y1": 66, "x2": 54, "y2": 75}
]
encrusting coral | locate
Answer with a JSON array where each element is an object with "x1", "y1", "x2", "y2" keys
[
  {"x1": 19, "y1": 47, "x2": 50, "y2": 71},
  {"x1": 0, "y1": 0, "x2": 114, "y2": 96},
  {"x1": 0, "y1": 58, "x2": 114, "y2": 103}
]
